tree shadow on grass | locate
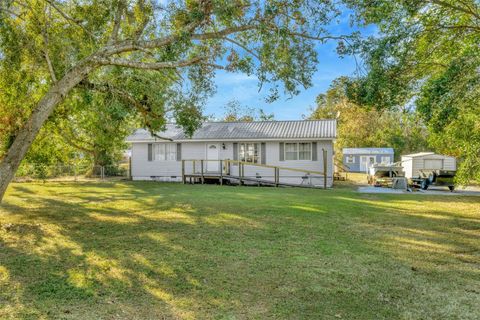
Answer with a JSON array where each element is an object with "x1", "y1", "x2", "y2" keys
[{"x1": 0, "y1": 182, "x2": 479, "y2": 319}]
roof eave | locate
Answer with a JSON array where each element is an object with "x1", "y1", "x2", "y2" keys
[{"x1": 126, "y1": 137, "x2": 336, "y2": 143}]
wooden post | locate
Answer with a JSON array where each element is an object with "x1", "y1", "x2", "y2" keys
[
  {"x1": 128, "y1": 157, "x2": 132, "y2": 180},
  {"x1": 201, "y1": 160, "x2": 204, "y2": 184},
  {"x1": 240, "y1": 163, "x2": 244, "y2": 185},
  {"x1": 323, "y1": 149, "x2": 327, "y2": 189},
  {"x1": 182, "y1": 160, "x2": 186, "y2": 184},
  {"x1": 275, "y1": 167, "x2": 279, "y2": 187},
  {"x1": 219, "y1": 160, "x2": 223, "y2": 185}
]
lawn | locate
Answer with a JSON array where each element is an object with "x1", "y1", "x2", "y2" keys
[{"x1": 0, "y1": 181, "x2": 479, "y2": 319}]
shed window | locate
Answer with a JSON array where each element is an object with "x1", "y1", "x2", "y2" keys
[
  {"x1": 346, "y1": 155, "x2": 355, "y2": 163},
  {"x1": 285, "y1": 142, "x2": 312, "y2": 161},
  {"x1": 239, "y1": 143, "x2": 259, "y2": 163},
  {"x1": 153, "y1": 143, "x2": 176, "y2": 161},
  {"x1": 381, "y1": 156, "x2": 391, "y2": 164}
]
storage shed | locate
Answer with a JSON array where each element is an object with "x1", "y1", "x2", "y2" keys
[
  {"x1": 401, "y1": 152, "x2": 456, "y2": 178},
  {"x1": 342, "y1": 148, "x2": 394, "y2": 172}
]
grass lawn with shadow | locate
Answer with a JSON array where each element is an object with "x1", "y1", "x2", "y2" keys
[{"x1": 1, "y1": 181, "x2": 479, "y2": 319}]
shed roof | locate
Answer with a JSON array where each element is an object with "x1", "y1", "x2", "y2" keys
[
  {"x1": 126, "y1": 120, "x2": 336, "y2": 142},
  {"x1": 401, "y1": 152, "x2": 435, "y2": 158},
  {"x1": 342, "y1": 148, "x2": 394, "y2": 155}
]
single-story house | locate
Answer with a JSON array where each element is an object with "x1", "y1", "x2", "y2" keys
[
  {"x1": 126, "y1": 120, "x2": 336, "y2": 187},
  {"x1": 342, "y1": 148, "x2": 394, "y2": 172},
  {"x1": 401, "y1": 152, "x2": 456, "y2": 179}
]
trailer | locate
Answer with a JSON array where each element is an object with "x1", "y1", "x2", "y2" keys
[
  {"x1": 367, "y1": 164, "x2": 405, "y2": 187},
  {"x1": 411, "y1": 169, "x2": 456, "y2": 191},
  {"x1": 401, "y1": 152, "x2": 456, "y2": 178}
]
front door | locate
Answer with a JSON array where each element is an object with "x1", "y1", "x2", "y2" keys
[
  {"x1": 360, "y1": 156, "x2": 376, "y2": 172},
  {"x1": 206, "y1": 143, "x2": 219, "y2": 172}
]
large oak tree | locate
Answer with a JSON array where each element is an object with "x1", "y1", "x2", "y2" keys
[{"x1": 0, "y1": 0, "x2": 348, "y2": 202}]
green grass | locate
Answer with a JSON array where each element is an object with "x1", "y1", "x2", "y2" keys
[{"x1": 1, "y1": 181, "x2": 479, "y2": 319}]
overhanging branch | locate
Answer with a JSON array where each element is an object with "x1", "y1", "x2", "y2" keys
[{"x1": 94, "y1": 56, "x2": 204, "y2": 70}]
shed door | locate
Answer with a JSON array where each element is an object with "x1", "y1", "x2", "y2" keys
[
  {"x1": 360, "y1": 156, "x2": 376, "y2": 172},
  {"x1": 424, "y1": 159, "x2": 443, "y2": 169}
]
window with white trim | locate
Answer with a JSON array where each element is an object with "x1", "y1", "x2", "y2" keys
[
  {"x1": 285, "y1": 142, "x2": 312, "y2": 160},
  {"x1": 346, "y1": 155, "x2": 355, "y2": 163},
  {"x1": 153, "y1": 143, "x2": 176, "y2": 161},
  {"x1": 381, "y1": 156, "x2": 391, "y2": 164},
  {"x1": 239, "y1": 143, "x2": 259, "y2": 163}
]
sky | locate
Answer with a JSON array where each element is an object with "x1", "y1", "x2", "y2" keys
[{"x1": 204, "y1": 10, "x2": 376, "y2": 120}]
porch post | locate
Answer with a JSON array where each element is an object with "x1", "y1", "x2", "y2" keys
[
  {"x1": 323, "y1": 149, "x2": 327, "y2": 189},
  {"x1": 182, "y1": 160, "x2": 185, "y2": 184}
]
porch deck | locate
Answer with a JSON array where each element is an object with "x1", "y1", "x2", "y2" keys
[{"x1": 181, "y1": 158, "x2": 330, "y2": 189}]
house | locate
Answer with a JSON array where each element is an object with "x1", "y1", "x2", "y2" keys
[
  {"x1": 126, "y1": 120, "x2": 336, "y2": 187},
  {"x1": 342, "y1": 148, "x2": 394, "y2": 172},
  {"x1": 401, "y1": 152, "x2": 456, "y2": 179}
]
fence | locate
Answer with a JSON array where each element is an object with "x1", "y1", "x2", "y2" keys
[{"x1": 13, "y1": 162, "x2": 130, "y2": 182}]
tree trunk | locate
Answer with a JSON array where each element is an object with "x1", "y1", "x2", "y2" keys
[{"x1": 0, "y1": 62, "x2": 96, "y2": 203}]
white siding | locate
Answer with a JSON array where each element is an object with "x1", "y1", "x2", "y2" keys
[
  {"x1": 401, "y1": 157, "x2": 413, "y2": 178},
  {"x1": 131, "y1": 140, "x2": 334, "y2": 187}
]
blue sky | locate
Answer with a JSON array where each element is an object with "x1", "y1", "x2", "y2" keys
[{"x1": 204, "y1": 11, "x2": 376, "y2": 120}]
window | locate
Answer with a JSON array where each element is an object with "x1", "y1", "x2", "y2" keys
[
  {"x1": 153, "y1": 143, "x2": 176, "y2": 161},
  {"x1": 239, "y1": 143, "x2": 259, "y2": 163},
  {"x1": 285, "y1": 143, "x2": 298, "y2": 160},
  {"x1": 346, "y1": 155, "x2": 355, "y2": 164},
  {"x1": 285, "y1": 142, "x2": 312, "y2": 160},
  {"x1": 299, "y1": 143, "x2": 312, "y2": 160},
  {"x1": 381, "y1": 156, "x2": 390, "y2": 164}
]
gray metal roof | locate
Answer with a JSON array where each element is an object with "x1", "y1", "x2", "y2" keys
[
  {"x1": 343, "y1": 148, "x2": 394, "y2": 155},
  {"x1": 126, "y1": 120, "x2": 336, "y2": 142},
  {"x1": 401, "y1": 152, "x2": 435, "y2": 158}
]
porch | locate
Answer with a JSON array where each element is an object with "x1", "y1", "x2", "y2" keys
[{"x1": 181, "y1": 158, "x2": 331, "y2": 189}]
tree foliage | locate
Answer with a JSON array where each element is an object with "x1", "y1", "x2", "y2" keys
[
  {"x1": 344, "y1": 0, "x2": 480, "y2": 182},
  {"x1": 309, "y1": 78, "x2": 428, "y2": 161},
  {"x1": 221, "y1": 100, "x2": 274, "y2": 122},
  {"x1": 0, "y1": 0, "x2": 349, "y2": 201}
]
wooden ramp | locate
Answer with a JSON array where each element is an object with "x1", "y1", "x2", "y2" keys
[{"x1": 182, "y1": 158, "x2": 330, "y2": 189}]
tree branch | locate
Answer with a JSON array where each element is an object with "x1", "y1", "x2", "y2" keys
[
  {"x1": 42, "y1": 6, "x2": 57, "y2": 82},
  {"x1": 108, "y1": 1, "x2": 124, "y2": 45},
  {"x1": 43, "y1": 0, "x2": 95, "y2": 38},
  {"x1": 94, "y1": 56, "x2": 204, "y2": 70},
  {"x1": 78, "y1": 80, "x2": 173, "y2": 141},
  {"x1": 428, "y1": 0, "x2": 480, "y2": 20},
  {"x1": 223, "y1": 36, "x2": 261, "y2": 61},
  {"x1": 59, "y1": 129, "x2": 95, "y2": 154}
]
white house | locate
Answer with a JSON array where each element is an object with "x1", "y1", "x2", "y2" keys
[
  {"x1": 401, "y1": 152, "x2": 456, "y2": 178},
  {"x1": 126, "y1": 120, "x2": 336, "y2": 187}
]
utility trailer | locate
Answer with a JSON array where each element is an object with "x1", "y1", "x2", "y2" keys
[
  {"x1": 411, "y1": 169, "x2": 456, "y2": 191},
  {"x1": 367, "y1": 164, "x2": 405, "y2": 187}
]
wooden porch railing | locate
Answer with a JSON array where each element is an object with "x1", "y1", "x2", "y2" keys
[{"x1": 181, "y1": 148, "x2": 329, "y2": 188}]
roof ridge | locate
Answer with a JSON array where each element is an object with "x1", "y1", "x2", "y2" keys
[{"x1": 163, "y1": 119, "x2": 335, "y2": 125}]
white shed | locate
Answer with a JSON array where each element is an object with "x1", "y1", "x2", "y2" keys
[{"x1": 401, "y1": 152, "x2": 456, "y2": 178}]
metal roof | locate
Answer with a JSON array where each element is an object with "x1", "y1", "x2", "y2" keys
[
  {"x1": 342, "y1": 148, "x2": 394, "y2": 155},
  {"x1": 401, "y1": 152, "x2": 435, "y2": 158},
  {"x1": 126, "y1": 120, "x2": 337, "y2": 142}
]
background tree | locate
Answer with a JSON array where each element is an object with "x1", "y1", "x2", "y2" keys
[
  {"x1": 344, "y1": 0, "x2": 480, "y2": 182},
  {"x1": 309, "y1": 77, "x2": 428, "y2": 161},
  {"x1": 0, "y1": 0, "x2": 350, "y2": 202},
  {"x1": 221, "y1": 99, "x2": 274, "y2": 121}
]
